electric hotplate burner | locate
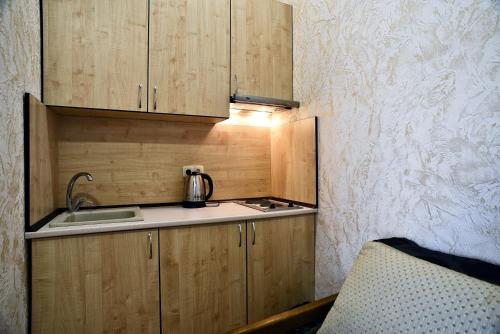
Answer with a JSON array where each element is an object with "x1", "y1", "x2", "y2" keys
[{"x1": 234, "y1": 198, "x2": 303, "y2": 212}]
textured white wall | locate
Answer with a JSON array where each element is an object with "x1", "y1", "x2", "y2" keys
[
  {"x1": 281, "y1": 0, "x2": 500, "y2": 297},
  {"x1": 0, "y1": 0, "x2": 40, "y2": 332},
  {"x1": 0, "y1": 0, "x2": 498, "y2": 329}
]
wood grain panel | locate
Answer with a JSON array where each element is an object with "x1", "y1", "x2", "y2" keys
[
  {"x1": 231, "y1": 0, "x2": 293, "y2": 100},
  {"x1": 50, "y1": 105, "x2": 227, "y2": 124},
  {"x1": 228, "y1": 295, "x2": 337, "y2": 334},
  {"x1": 160, "y1": 222, "x2": 247, "y2": 333},
  {"x1": 43, "y1": 0, "x2": 148, "y2": 111},
  {"x1": 271, "y1": 117, "x2": 316, "y2": 205},
  {"x1": 56, "y1": 115, "x2": 271, "y2": 206},
  {"x1": 247, "y1": 215, "x2": 315, "y2": 323},
  {"x1": 31, "y1": 230, "x2": 160, "y2": 334},
  {"x1": 28, "y1": 95, "x2": 58, "y2": 225},
  {"x1": 150, "y1": 0, "x2": 230, "y2": 117}
]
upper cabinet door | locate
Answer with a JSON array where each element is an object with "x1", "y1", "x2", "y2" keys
[
  {"x1": 150, "y1": 0, "x2": 230, "y2": 118},
  {"x1": 43, "y1": 0, "x2": 148, "y2": 111},
  {"x1": 231, "y1": 0, "x2": 293, "y2": 100}
]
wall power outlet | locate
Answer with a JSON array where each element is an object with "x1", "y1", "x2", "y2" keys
[{"x1": 182, "y1": 165, "x2": 204, "y2": 176}]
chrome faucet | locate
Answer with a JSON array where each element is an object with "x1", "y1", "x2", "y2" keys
[{"x1": 66, "y1": 172, "x2": 95, "y2": 213}]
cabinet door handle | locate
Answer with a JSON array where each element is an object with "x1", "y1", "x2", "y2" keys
[
  {"x1": 238, "y1": 224, "x2": 242, "y2": 247},
  {"x1": 153, "y1": 86, "x2": 158, "y2": 110},
  {"x1": 138, "y1": 84, "x2": 143, "y2": 109},
  {"x1": 147, "y1": 232, "x2": 153, "y2": 259},
  {"x1": 251, "y1": 222, "x2": 256, "y2": 245}
]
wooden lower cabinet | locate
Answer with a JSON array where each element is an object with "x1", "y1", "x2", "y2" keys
[
  {"x1": 159, "y1": 222, "x2": 247, "y2": 334},
  {"x1": 31, "y1": 230, "x2": 160, "y2": 334},
  {"x1": 247, "y1": 215, "x2": 315, "y2": 323},
  {"x1": 30, "y1": 215, "x2": 315, "y2": 333}
]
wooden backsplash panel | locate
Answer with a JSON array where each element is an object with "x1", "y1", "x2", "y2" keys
[
  {"x1": 271, "y1": 117, "x2": 317, "y2": 205},
  {"x1": 28, "y1": 95, "x2": 58, "y2": 226},
  {"x1": 56, "y1": 116, "x2": 270, "y2": 206}
]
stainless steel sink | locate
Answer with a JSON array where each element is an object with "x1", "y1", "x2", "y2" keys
[{"x1": 49, "y1": 207, "x2": 144, "y2": 227}]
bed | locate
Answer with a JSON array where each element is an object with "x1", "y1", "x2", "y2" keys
[{"x1": 228, "y1": 238, "x2": 500, "y2": 334}]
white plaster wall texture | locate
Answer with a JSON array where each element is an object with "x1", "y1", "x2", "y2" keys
[
  {"x1": 0, "y1": 0, "x2": 40, "y2": 332},
  {"x1": 0, "y1": 0, "x2": 498, "y2": 329},
  {"x1": 281, "y1": 0, "x2": 500, "y2": 297}
]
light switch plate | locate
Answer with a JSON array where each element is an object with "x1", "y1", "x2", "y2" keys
[{"x1": 182, "y1": 165, "x2": 204, "y2": 176}]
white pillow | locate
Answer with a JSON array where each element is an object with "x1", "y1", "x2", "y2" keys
[{"x1": 318, "y1": 242, "x2": 500, "y2": 334}]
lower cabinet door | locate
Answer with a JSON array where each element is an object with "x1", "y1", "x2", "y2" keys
[
  {"x1": 247, "y1": 214, "x2": 315, "y2": 323},
  {"x1": 160, "y1": 222, "x2": 247, "y2": 334},
  {"x1": 31, "y1": 230, "x2": 160, "y2": 334}
]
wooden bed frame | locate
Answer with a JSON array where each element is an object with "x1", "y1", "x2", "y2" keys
[{"x1": 227, "y1": 294, "x2": 338, "y2": 334}]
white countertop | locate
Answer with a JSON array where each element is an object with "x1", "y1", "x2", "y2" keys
[{"x1": 25, "y1": 202, "x2": 317, "y2": 239}]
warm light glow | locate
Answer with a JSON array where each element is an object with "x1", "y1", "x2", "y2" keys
[
  {"x1": 219, "y1": 109, "x2": 272, "y2": 127},
  {"x1": 229, "y1": 102, "x2": 277, "y2": 113}
]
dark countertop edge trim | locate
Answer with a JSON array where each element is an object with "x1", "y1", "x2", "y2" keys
[{"x1": 26, "y1": 208, "x2": 65, "y2": 232}]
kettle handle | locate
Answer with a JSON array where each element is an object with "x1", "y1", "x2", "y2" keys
[{"x1": 201, "y1": 173, "x2": 213, "y2": 200}]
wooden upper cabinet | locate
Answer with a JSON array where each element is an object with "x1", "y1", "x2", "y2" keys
[
  {"x1": 42, "y1": 0, "x2": 295, "y2": 118},
  {"x1": 43, "y1": 0, "x2": 148, "y2": 111},
  {"x1": 31, "y1": 230, "x2": 160, "y2": 334},
  {"x1": 247, "y1": 215, "x2": 315, "y2": 323},
  {"x1": 150, "y1": 0, "x2": 230, "y2": 118},
  {"x1": 160, "y1": 222, "x2": 247, "y2": 334},
  {"x1": 231, "y1": 0, "x2": 293, "y2": 100}
]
